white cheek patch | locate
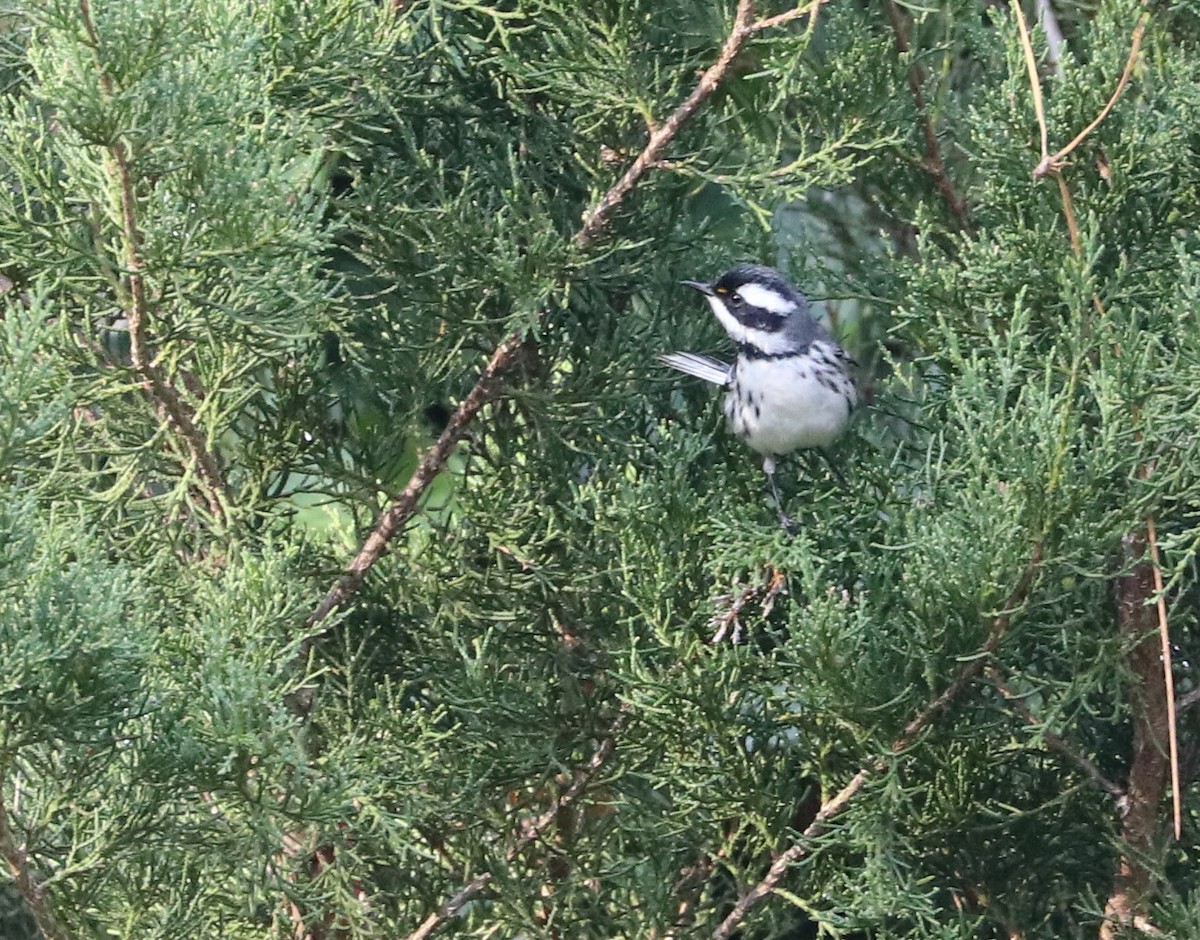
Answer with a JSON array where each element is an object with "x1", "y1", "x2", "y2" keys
[
  {"x1": 735, "y1": 282, "x2": 796, "y2": 315},
  {"x1": 705, "y1": 295, "x2": 745, "y2": 343}
]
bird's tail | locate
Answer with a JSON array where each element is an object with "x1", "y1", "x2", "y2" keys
[{"x1": 657, "y1": 352, "x2": 731, "y2": 387}]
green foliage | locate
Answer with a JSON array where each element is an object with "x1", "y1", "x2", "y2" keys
[{"x1": 0, "y1": 0, "x2": 1197, "y2": 937}]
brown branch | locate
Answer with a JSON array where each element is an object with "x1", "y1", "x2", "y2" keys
[
  {"x1": 748, "y1": 0, "x2": 827, "y2": 34},
  {"x1": 1055, "y1": 174, "x2": 1082, "y2": 255},
  {"x1": 404, "y1": 727, "x2": 622, "y2": 940},
  {"x1": 576, "y1": 0, "x2": 760, "y2": 243},
  {"x1": 78, "y1": 0, "x2": 229, "y2": 523},
  {"x1": 712, "y1": 542, "x2": 1043, "y2": 939},
  {"x1": 1101, "y1": 534, "x2": 1175, "y2": 938},
  {"x1": 881, "y1": 0, "x2": 971, "y2": 230},
  {"x1": 0, "y1": 772, "x2": 71, "y2": 940},
  {"x1": 287, "y1": 332, "x2": 526, "y2": 716},
  {"x1": 986, "y1": 666, "x2": 1125, "y2": 801},
  {"x1": 708, "y1": 566, "x2": 786, "y2": 643}
]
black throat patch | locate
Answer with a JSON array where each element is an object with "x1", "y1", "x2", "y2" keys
[{"x1": 738, "y1": 341, "x2": 809, "y2": 361}]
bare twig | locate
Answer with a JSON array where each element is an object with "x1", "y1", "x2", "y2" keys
[
  {"x1": 287, "y1": 331, "x2": 526, "y2": 716},
  {"x1": 1034, "y1": 14, "x2": 1148, "y2": 178},
  {"x1": 709, "y1": 567, "x2": 786, "y2": 644},
  {"x1": 986, "y1": 666, "x2": 1125, "y2": 801},
  {"x1": 1145, "y1": 515, "x2": 1180, "y2": 840},
  {"x1": 405, "y1": 727, "x2": 622, "y2": 940},
  {"x1": 747, "y1": 0, "x2": 827, "y2": 35},
  {"x1": 0, "y1": 772, "x2": 71, "y2": 940},
  {"x1": 712, "y1": 543, "x2": 1043, "y2": 939},
  {"x1": 882, "y1": 0, "x2": 971, "y2": 230},
  {"x1": 78, "y1": 0, "x2": 229, "y2": 523},
  {"x1": 1012, "y1": 0, "x2": 1149, "y2": 179},
  {"x1": 1011, "y1": 0, "x2": 1050, "y2": 166}
]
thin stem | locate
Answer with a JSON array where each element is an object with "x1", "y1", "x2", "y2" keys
[
  {"x1": 1055, "y1": 174, "x2": 1081, "y2": 254},
  {"x1": 1011, "y1": 0, "x2": 1049, "y2": 165},
  {"x1": 1145, "y1": 515, "x2": 1180, "y2": 840},
  {"x1": 1035, "y1": 14, "x2": 1148, "y2": 178},
  {"x1": 749, "y1": 0, "x2": 828, "y2": 34},
  {"x1": 575, "y1": 0, "x2": 760, "y2": 244}
]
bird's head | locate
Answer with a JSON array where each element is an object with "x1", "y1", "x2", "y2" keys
[{"x1": 682, "y1": 264, "x2": 820, "y2": 356}]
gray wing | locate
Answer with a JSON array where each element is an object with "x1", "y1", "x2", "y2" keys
[{"x1": 657, "y1": 352, "x2": 731, "y2": 387}]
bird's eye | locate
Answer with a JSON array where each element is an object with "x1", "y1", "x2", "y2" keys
[{"x1": 729, "y1": 292, "x2": 744, "y2": 307}]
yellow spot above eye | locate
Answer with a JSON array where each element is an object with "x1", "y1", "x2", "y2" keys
[{"x1": 716, "y1": 287, "x2": 729, "y2": 295}]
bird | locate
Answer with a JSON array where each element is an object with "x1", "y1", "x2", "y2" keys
[{"x1": 659, "y1": 263, "x2": 857, "y2": 528}]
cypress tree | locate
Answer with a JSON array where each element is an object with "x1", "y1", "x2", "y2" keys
[{"x1": 0, "y1": 1, "x2": 1197, "y2": 937}]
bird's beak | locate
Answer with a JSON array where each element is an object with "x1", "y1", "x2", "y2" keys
[{"x1": 680, "y1": 279, "x2": 715, "y2": 296}]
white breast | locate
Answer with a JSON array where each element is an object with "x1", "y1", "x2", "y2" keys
[{"x1": 724, "y1": 353, "x2": 855, "y2": 455}]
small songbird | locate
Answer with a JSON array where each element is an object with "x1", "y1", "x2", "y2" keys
[{"x1": 659, "y1": 264, "x2": 857, "y2": 527}]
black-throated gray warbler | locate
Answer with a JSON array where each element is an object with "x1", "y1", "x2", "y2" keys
[{"x1": 659, "y1": 264, "x2": 857, "y2": 527}]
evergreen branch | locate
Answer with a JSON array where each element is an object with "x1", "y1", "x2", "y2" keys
[
  {"x1": 0, "y1": 774, "x2": 71, "y2": 940},
  {"x1": 404, "y1": 726, "x2": 622, "y2": 940},
  {"x1": 1024, "y1": 0, "x2": 1177, "y2": 851},
  {"x1": 78, "y1": 0, "x2": 230, "y2": 524},
  {"x1": 287, "y1": 4, "x2": 812, "y2": 930},
  {"x1": 300, "y1": 0, "x2": 820, "y2": 675},
  {"x1": 986, "y1": 666, "x2": 1125, "y2": 801},
  {"x1": 291, "y1": 332, "x2": 525, "y2": 716},
  {"x1": 1026, "y1": 1, "x2": 1191, "y2": 895},
  {"x1": 577, "y1": 0, "x2": 766, "y2": 244},
  {"x1": 881, "y1": 0, "x2": 971, "y2": 230},
  {"x1": 712, "y1": 542, "x2": 1043, "y2": 939}
]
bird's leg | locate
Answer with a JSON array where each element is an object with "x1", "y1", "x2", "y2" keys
[{"x1": 763, "y1": 456, "x2": 796, "y2": 533}]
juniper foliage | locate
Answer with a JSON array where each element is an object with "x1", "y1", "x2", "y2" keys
[{"x1": 0, "y1": 0, "x2": 1198, "y2": 937}]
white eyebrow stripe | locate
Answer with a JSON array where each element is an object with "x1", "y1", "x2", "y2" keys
[{"x1": 735, "y1": 282, "x2": 796, "y2": 314}]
